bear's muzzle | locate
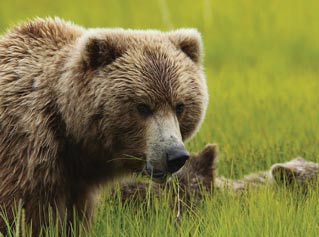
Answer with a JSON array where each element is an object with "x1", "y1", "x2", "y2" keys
[{"x1": 146, "y1": 146, "x2": 189, "y2": 183}]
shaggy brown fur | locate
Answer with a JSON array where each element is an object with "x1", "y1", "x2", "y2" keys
[{"x1": 0, "y1": 17, "x2": 207, "y2": 235}]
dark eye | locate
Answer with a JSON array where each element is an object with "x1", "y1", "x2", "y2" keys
[
  {"x1": 137, "y1": 104, "x2": 152, "y2": 117},
  {"x1": 175, "y1": 103, "x2": 185, "y2": 116}
]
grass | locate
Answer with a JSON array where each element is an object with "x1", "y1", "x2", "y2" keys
[{"x1": 0, "y1": 0, "x2": 319, "y2": 236}]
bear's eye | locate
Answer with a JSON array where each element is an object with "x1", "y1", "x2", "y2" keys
[
  {"x1": 175, "y1": 103, "x2": 185, "y2": 116},
  {"x1": 137, "y1": 104, "x2": 152, "y2": 117}
]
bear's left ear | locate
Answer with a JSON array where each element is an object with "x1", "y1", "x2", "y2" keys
[
  {"x1": 169, "y1": 29, "x2": 203, "y2": 64},
  {"x1": 84, "y1": 38, "x2": 121, "y2": 69},
  {"x1": 77, "y1": 32, "x2": 125, "y2": 70}
]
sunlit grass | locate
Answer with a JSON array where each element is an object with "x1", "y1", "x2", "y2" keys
[{"x1": 0, "y1": 0, "x2": 318, "y2": 236}]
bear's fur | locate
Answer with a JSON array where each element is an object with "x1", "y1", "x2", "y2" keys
[{"x1": 0, "y1": 17, "x2": 208, "y2": 234}]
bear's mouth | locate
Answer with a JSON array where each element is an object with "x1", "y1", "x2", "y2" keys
[{"x1": 146, "y1": 163, "x2": 167, "y2": 183}]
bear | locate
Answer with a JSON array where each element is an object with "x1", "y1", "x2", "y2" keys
[
  {"x1": 112, "y1": 144, "x2": 218, "y2": 204},
  {"x1": 216, "y1": 157, "x2": 319, "y2": 193},
  {"x1": 0, "y1": 17, "x2": 208, "y2": 235},
  {"x1": 269, "y1": 157, "x2": 319, "y2": 188},
  {"x1": 111, "y1": 144, "x2": 218, "y2": 221},
  {"x1": 114, "y1": 144, "x2": 318, "y2": 206}
]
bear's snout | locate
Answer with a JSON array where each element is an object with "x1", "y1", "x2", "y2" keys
[
  {"x1": 166, "y1": 146, "x2": 189, "y2": 173},
  {"x1": 146, "y1": 146, "x2": 189, "y2": 183},
  {"x1": 145, "y1": 111, "x2": 191, "y2": 182}
]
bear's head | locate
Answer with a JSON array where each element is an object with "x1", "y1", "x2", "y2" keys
[
  {"x1": 175, "y1": 144, "x2": 218, "y2": 194},
  {"x1": 64, "y1": 28, "x2": 208, "y2": 182},
  {"x1": 270, "y1": 157, "x2": 319, "y2": 187}
]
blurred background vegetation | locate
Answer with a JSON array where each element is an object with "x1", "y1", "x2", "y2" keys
[{"x1": 1, "y1": 0, "x2": 318, "y2": 70}]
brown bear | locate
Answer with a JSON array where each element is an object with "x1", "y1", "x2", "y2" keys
[
  {"x1": 113, "y1": 144, "x2": 218, "y2": 204},
  {"x1": 114, "y1": 144, "x2": 318, "y2": 206},
  {"x1": 0, "y1": 17, "x2": 208, "y2": 234},
  {"x1": 216, "y1": 157, "x2": 319, "y2": 193},
  {"x1": 112, "y1": 144, "x2": 218, "y2": 222}
]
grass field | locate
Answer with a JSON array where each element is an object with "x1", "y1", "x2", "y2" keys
[{"x1": 0, "y1": 0, "x2": 318, "y2": 236}]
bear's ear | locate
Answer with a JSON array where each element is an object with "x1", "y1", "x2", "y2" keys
[
  {"x1": 79, "y1": 35, "x2": 124, "y2": 70},
  {"x1": 193, "y1": 143, "x2": 218, "y2": 177},
  {"x1": 271, "y1": 165, "x2": 295, "y2": 185},
  {"x1": 169, "y1": 29, "x2": 203, "y2": 64}
]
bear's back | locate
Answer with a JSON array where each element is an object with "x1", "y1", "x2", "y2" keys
[{"x1": 0, "y1": 17, "x2": 84, "y2": 68}]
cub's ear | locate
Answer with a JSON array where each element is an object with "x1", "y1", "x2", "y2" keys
[
  {"x1": 77, "y1": 32, "x2": 124, "y2": 70},
  {"x1": 271, "y1": 165, "x2": 295, "y2": 185},
  {"x1": 193, "y1": 143, "x2": 218, "y2": 176},
  {"x1": 169, "y1": 29, "x2": 203, "y2": 64},
  {"x1": 199, "y1": 143, "x2": 218, "y2": 166}
]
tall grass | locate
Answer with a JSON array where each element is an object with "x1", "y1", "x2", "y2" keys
[{"x1": 0, "y1": 0, "x2": 318, "y2": 236}]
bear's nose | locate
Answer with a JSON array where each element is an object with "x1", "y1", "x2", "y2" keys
[{"x1": 166, "y1": 147, "x2": 189, "y2": 173}]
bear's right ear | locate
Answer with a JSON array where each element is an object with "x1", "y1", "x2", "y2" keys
[
  {"x1": 78, "y1": 34, "x2": 124, "y2": 70},
  {"x1": 193, "y1": 143, "x2": 218, "y2": 177},
  {"x1": 168, "y1": 29, "x2": 203, "y2": 64}
]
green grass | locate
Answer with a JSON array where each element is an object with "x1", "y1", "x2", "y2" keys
[{"x1": 0, "y1": 0, "x2": 319, "y2": 236}]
